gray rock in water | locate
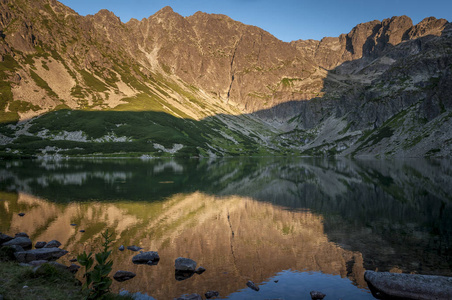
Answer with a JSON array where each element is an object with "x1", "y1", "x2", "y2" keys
[
  {"x1": 132, "y1": 251, "x2": 160, "y2": 265},
  {"x1": 246, "y1": 280, "x2": 259, "y2": 291},
  {"x1": 195, "y1": 266, "x2": 206, "y2": 274},
  {"x1": 175, "y1": 257, "x2": 197, "y2": 272},
  {"x1": 310, "y1": 290, "x2": 326, "y2": 300},
  {"x1": 35, "y1": 242, "x2": 47, "y2": 249},
  {"x1": 0, "y1": 233, "x2": 13, "y2": 245},
  {"x1": 205, "y1": 291, "x2": 219, "y2": 299},
  {"x1": 15, "y1": 232, "x2": 29, "y2": 238},
  {"x1": 365, "y1": 270, "x2": 452, "y2": 300},
  {"x1": 2, "y1": 237, "x2": 32, "y2": 249},
  {"x1": 175, "y1": 294, "x2": 202, "y2": 300},
  {"x1": 119, "y1": 245, "x2": 125, "y2": 251},
  {"x1": 43, "y1": 240, "x2": 61, "y2": 248},
  {"x1": 113, "y1": 270, "x2": 136, "y2": 282},
  {"x1": 14, "y1": 248, "x2": 68, "y2": 263},
  {"x1": 127, "y1": 245, "x2": 143, "y2": 251}
]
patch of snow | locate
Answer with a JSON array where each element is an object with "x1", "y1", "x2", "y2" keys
[{"x1": 153, "y1": 143, "x2": 183, "y2": 154}]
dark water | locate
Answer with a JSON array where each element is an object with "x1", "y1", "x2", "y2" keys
[{"x1": 0, "y1": 157, "x2": 451, "y2": 299}]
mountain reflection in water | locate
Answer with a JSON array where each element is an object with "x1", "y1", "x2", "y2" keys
[{"x1": 0, "y1": 157, "x2": 450, "y2": 299}]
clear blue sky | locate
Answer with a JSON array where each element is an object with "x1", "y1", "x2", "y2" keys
[{"x1": 58, "y1": 0, "x2": 451, "y2": 42}]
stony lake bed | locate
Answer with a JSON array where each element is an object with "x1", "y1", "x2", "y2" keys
[{"x1": 0, "y1": 157, "x2": 451, "y2": 299}]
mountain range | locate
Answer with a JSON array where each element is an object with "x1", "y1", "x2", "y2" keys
[{"x1": 0, "y1": 0, "x2": 451, "y2": 158}]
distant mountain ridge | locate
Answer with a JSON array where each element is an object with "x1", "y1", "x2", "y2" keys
[{"x1": 0, "y1": 0, "x2": 451, "y2": 157}]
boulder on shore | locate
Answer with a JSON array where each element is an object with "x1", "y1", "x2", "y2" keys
[
  {"x1": 14, "y1": 248, "x2": 68, "y2": 263},
  {"x1": 0, "y1": 233, "x2": 13, "y2": 244},
  {"x1": 35, "y1": 242, "x2": 47, "y2": 249},
  {"x1": 364, "y1": 270, "x2": 452, "y2": 300},
  {"x1": 132, "y1": 251, "x2": 160, "y2": 265},
  {"x1": 43, "y1": 240, "x2": 61, "y2": 248},
  {"x1": 2, "y1": 237, "x2": 32, "y2": 249}
]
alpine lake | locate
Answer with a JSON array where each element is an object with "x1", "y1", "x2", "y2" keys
[{"x1": 0, "y1": 157, "x2": 451, "y2": 299}]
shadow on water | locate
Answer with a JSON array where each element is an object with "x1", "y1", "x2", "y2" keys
[{"x1": 0, "y1": 157, "x2": 451, "y2": 299}]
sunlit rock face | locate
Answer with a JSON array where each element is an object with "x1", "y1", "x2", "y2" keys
[{"x1": 3, "y1": 191, "x2": 366, "y2": 299}]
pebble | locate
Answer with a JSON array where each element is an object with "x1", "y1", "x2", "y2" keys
[
  {"x1": 18, "y1": 213, "x2": 25, "y2": 217},
  {"x1": 79, "y1": 230, "x2": 85, "y2": 233}
]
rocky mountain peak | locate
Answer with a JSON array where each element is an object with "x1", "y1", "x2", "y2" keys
[{"x1": 92, "y1": 9, "x2": 122, "y2": 24}]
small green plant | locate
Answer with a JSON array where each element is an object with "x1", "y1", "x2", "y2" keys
[{"x1": 77, "y1": 229, "x2": 114, "y2": 300}]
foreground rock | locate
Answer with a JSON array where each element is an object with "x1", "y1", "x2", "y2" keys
[
  {"x1": 14, "y1": 248, "x2": 68, "y2": 263},
  {"x1": 175, "y1": 257, "x2": 197, "y2": 272},
  {"x1": 132, "y1": 251, "x2": 160, "y2": 265},
  {"x1": 113, "y1": 270, "x2": 136, "y2": 282},
  {"x1": 2, "y1": 237, "x2": 32, "y2": 249},
  {"x1": 44, "y1": 240, "x2": 62, "y2": 248},
  {"x1": 310, "y1": 290, "x2": 326, "y2": 300},
  {"x1": 35, "y1": 242, "x2": 46, "y2": 249},
  {"x1": 0, "y1": 233, "x2": 13, "y2": 244},
  {"x1": 364, "y1": 270, "x2": 452, "y2": 300}
]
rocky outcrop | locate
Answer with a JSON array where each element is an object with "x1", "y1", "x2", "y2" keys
[
  {"x1": 364, "y1": 271, "x2": 452, "y2": 300},
  {"x1": 2, "y1": 237, "x2": 32, "y2": 249},
  {"x1": 14, "y1": 247, "x2": 68, "y2": 263}
]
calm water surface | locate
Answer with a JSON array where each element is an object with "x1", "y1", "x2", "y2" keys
[{"x1": 0, "y1": 157, "x2": 451, "y2": 299}]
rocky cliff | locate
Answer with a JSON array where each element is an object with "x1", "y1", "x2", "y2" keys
[{"x1": 0, "y1": 0, "x2": 451, "y2": 157}]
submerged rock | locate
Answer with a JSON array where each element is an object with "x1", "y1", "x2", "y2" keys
[
  {"x1": 113, "y1": 270, "x2": 136, "y2": 282},
  {"x1": 43, "y1": 240, "x2": 61, "y2": 248},
  {"x1": 246, "y1": 280, "x2": 259, "y2": 291},
  {"x1": 14, "y1": 248, "x2": 68, "y2": 263},
  {"x1": 310, "y1": 290, "x2": 326, "y2": 300},
  {"x1": 35, "y1": 242, "x2": 46, "y2": 249},
  {"x1": 132, "y1": 251, "x2": 160, "y2": 265},
  {"x1": 175, "y1": 257, "x2": 197, "y2": 272},
  {"x1": 205, "y1": 291, "x2": 219, "y2": 299},
  {"x1": 2, "y1": 237, "x2": 32, "y2": 249},
  {"x1": 127, "y1": 245, "x2": 143, "y2": 252},
  {"x1": 365, "y1": 270, "x2": 452, "y2": 300}
]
